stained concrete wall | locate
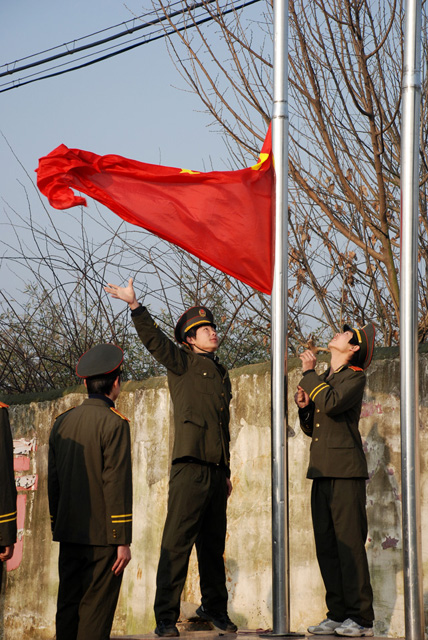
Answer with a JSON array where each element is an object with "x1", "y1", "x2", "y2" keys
[{"x1": 0, "y1": 348, "x2": 425, "y2": 638}]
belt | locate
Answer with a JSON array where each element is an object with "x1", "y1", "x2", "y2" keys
[{"x1": 173, "y1": 456, "x2": 225, "y2": 469}]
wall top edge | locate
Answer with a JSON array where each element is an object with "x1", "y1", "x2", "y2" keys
[{"x1": 1, "y1": 344, "x2": 424, "y2": 404}]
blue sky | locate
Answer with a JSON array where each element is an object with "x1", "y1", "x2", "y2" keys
[{"x1": 0, "y1": 0, "x2": 230, "y2": 187}]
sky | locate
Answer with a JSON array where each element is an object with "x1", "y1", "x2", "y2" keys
[
  {"x1": 0, "y1": 0, "x2": 269, "y2": 302},
  {"x1": 0, "y1": 0, "x2": 229, "y2": 171}
]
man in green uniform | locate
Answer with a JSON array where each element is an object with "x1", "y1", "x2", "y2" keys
[
  {"x1": 105, "y1": 277, "x2": 237, "y2": 638},
  {"x1": 295, "y1": 324, "x2": 375, "y2": 637},
  {"x1": 0, "y1": 401, "x2": 17, "y2": 592},
  {"x1": 48, "y1": 344, "x2": 132, "y2": 640}
]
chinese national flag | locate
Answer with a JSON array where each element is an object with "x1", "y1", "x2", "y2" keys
[{"x1": 36, "y1": 129, "x2": 273, "y2": 293}]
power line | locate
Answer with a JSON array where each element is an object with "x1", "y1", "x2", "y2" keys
[
  {"x1": 0, "y1": 0, "x2": 262, "y2": 94},
  {"x1": 0, "y1": 0, "x2": 205, "y2": 78},
  {"x1": 1, "y1": 4, "x2": 170, "y2": 67}
]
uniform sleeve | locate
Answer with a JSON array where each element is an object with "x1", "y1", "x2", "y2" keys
[
  {"x1": 0, "y1": 408, "x2": 17, "y2": 547},
  {"x1": 298, "y1": 368, "x2": 366, "y2": 416},
  {"x1": 131, "y1": 305, "x2": 188, "y2": 375},
  {"x1": 298, "y1": 403, "x2": 315, "y2": 437},
  {"x1": 102, "y1": 415, "x2": 133, "y2": 545},
  {"x1": 47, "y1": 423, "x2": 60, "y2": 535}
]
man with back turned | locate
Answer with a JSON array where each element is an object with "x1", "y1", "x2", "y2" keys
[
  {"x1": 0, "y1": 400, "x2": 17, "y2": 592},
  {"x1": 48, "y1": 343, "x2": 132, "y2": 640}
]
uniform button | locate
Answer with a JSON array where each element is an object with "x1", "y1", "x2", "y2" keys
[
  {"x1": 315, "y1": 423, "x2": 320, "y2": 427},
  {"x1": 316, "y1": 409, "x2": 320, "y2": 413},
  {"x1": 203, "y1": 372, "x2": 207, "y2": 376},
  {"x1": 314, "y1": 438, "x2": 319, "y2": 442},
  {"x1": 220, "y1": 407, "x2": 223, "y2": 412}
]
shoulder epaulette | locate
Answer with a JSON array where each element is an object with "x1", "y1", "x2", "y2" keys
[
  {"x1": 110, "y1": 407, "x2": 129, "y2": 421},
  {"x1": 0, "y1": 401, "x2": 9, "y2": 408},
  {"x1": 348, "y1": 365, "x2": 364, "y2": 372},
  {"x1": 55, "y1": 407, "x2": 76, "y2": 420}
]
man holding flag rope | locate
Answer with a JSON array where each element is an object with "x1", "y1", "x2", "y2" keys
[{"x1": 295, "y1": 324, "x2": 375, "y2": 637}]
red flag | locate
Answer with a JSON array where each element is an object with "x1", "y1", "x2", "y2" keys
[{"x1": 36, "y1": 129, "x2": 273, "y2": 293}]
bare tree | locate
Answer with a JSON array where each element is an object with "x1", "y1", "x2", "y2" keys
[
  {"x1": 288, "y1": 0, "x2": 404, "y2": 345},
  {"x1": 151, "y1": 0, "x2": 428, "y2": 346},
  {"x1": 0, "y1": 191, "x2": 155, "y2": 392}
]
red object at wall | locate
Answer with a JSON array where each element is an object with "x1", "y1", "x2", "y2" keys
[
  {"x1": 36, "y1": 128, "x2": 274, "y2": 294},
  {"x1": 7, "y1": 439, "x2": 38, "y2": 572}
]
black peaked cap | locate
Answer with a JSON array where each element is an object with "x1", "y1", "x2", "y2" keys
[
  {"x1": 174, "y1": 306, "x2": 216, "y2": 343},
  {"x1": 76, "y1": 344, "x2": 124, "y2": 378},
  {"x1": 343, "y1": 323, "x2": 375, "y2": 370}
]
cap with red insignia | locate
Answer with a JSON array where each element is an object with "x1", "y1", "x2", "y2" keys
[
  {"x1": 76, "y1": 344, "x2": 124, "y2": 379},
  {"x1": 174, "y1": 306, "x2": 216, "y2": 343},
  {"x1": 343, "y1": 323, "x2": 375, "y2": 370}
]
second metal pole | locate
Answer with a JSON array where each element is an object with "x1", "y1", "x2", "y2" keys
[{"x1": 400, "y1": 0, "x2": 424, "y2": 638}]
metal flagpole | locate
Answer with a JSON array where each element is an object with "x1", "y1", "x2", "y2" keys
[
  {"x1": 268, "y1": 0, "x2": 298, "y2": 635},
  {"x1": 400, "y1": 0, "x2": 424, "y2": 638}
]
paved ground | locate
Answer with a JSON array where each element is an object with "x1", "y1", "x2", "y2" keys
[{"x1": 111, "y1": 626, "x2": 400, "y2": 640}]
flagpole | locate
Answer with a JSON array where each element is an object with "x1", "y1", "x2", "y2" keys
[
  {"x1": 269, "y1": 0, "x2": 292, "y2": 634},
  {"x1": 400, "y1": 0, "x2": 424, "y2": 638}
]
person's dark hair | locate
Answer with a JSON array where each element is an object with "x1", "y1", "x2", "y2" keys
[
  {"x1": 184, "y1": 327, "x2": 198, "y2": 344},
  {"x1": 85, "y1": 368, "x2": 120, "y2": 395}
]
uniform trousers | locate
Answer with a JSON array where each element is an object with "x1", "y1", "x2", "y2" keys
[
  {"x1": 154, "y1": 461, "x2": 228, "y2": 623},
  {"x1": 311, "y1": 478, "x2": 374, "y2": 627},
  {"x1": 56, "y1": 542, "x2": 123, "y2": 640}
]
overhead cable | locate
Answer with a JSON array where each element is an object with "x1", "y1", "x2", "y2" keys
[
  {"x1": 0, "y1": 0, "x2": 262, "y2": 94},
  {"x1": 0, "y1": 0, "x2": 211, "y2": 78}
]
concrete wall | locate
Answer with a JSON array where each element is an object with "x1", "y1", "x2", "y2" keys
[{"x1": 0, "y1": 348, "x2": 425, "y2": 638}]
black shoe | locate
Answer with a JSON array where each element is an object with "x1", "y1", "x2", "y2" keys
[
  {"x1": 196, "y1": 605, "x2": 238, "y2": 633},
  {"x1": 155, "y1": 620, "x2": 180, "y2": 637}
]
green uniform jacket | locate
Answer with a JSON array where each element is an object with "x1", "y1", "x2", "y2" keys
[
  {"x1": 132, "y1": 306, "x2": 232, "y2": 471},
  {"x1": 48, "y1": 398, "x2": 132, "y2": 546},
  {"x1": 0, "y1": 404, "x2": 17, "y2": 547},
  {"x1": 298, "y1": 365, "x2": 368, "y2": 479}
]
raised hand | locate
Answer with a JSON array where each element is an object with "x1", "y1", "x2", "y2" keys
[
  {"x1": 299, "y1": 348, "x2": 317, "y2": 372},
  {"x1": 104, "y1": 277, "x2": 138, "y2": 308}
]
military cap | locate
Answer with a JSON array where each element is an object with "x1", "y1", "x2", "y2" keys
[
  {"x1": 76, "y1": 344, "x2": 124, "y2": 378},
  {"x1": 343, "y1": 322, "x2": 375, "y2": 370},
  {"x1": 174, "y1": 306, "x2": 216, "y2": 343}
]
